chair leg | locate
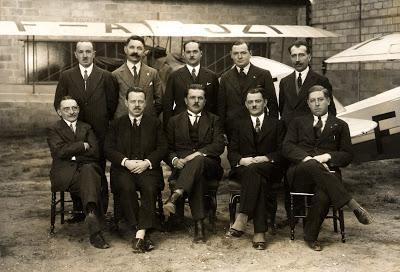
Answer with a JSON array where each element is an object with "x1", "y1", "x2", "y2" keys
[
  {"x1": 157, "y1": 191, "x2": 165, "y2": 228},
  {"x1": 289, "y1": 194, "x2": 295, "y2": 240},
  {"x1": 50, "y1": 192, "x2": 56, "y2": 234},
  {"x1": 332, "y1": 207, "x2": 338, "y2": 233},
  {"x1": 60, "y1": 192, "x2": 65, "y2": 224},
  {"x1": 228, "y1": 194, "x2": 235, "y2": 227},
  {"x1": 207, "y1": 193, "x2": 217, "y2": 233},
  {"x1": 339, "y1": 208, "x2": 346, "y2": 243}
]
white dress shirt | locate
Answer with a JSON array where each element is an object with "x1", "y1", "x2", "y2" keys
[
  {"x1": 79, "y1": 64, "x2": 93, "y2": 79},
  {"x1": 127, "y1": 60, "x2": 141, "y2": 77},
  {"x1": 186, "y1": 64, "x2": 200, "y2": 77},
  {"x1": 250, "y1": 113, "x2": 265, "y2": 130},
  {"x1": 313, "y1": 112, "x2": 328, "y2": 132},
  {"x1": 236, "y1": 63, "x2": 250, "y2": 75},
  {"x1": 295, "y1": 66, "x2": 309, "y2": 86},
  {"x1": 187, "y1": 110, "x2": 202, "y2": 125}
]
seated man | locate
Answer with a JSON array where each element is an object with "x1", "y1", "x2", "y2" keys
[
  {"x1": 226, "y1": 87, "x2": 285, "y2": 250},
  {"x1": 282, "y1": 85, "x2": 373, "y2": 251},
  {"x1": 164, "y1": 84, "x2": 225, "y2": 243},
  {"x1": 47, "y1": 96, "x2": 109, "y2": 249},
  {"x1": 104, "y1": 87, "x2": 167, "y2": 253}
]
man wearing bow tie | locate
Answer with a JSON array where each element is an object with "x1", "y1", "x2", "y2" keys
[
  {"x1": 104, "y1": 87, "x2": 168, "y2": 253},
  {"x1": 48, "y1": 96, "x2": 109, "y2": 249},
  {"x1": 225, "y1": 87, "x2": 285, "y2": 250},
  {"x1": 163, "y1": 40, "x2": 219, "y2": 128},
  {"x1": 283, "y1": 85, "x2": 372, "y2": 251},
  {"x1": 164, "y1": 84, "x2": 225, "y2": 243},
  {"x1": 218, "y1": 40, "x2": 278, "y2": 136},
  {"x1": 113, "y1": 35, "x2": 163, "y2": 119}
]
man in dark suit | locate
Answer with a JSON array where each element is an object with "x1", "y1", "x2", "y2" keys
[
  {"x1": 54, "y1": 41, "x2": 119, "y2": 218},
  {"x1": 113, "y1": 35, "x2": 163, "y2": 119},
  {"x1": 163, "y1": 40, "x2": 219, "y2": 128},
  {"x1": 218, "y1": 40, "x2": 279, "y2": 135},
  {"x1": 47, "y1": 96, "x2": 109, "y2": 249},
  {"x1": 282, "y1": 85, "x2": 372, "y2": 251},
  {"x1": 104, "y1": 87, "x2": 168, "y2": 253},
  {"x1": 164, "y1": 84, "x2": 225, "y2": 243},
  {"x1": 279, "y1": 39, "x2": 336, "y2": 127},
  {"x1": 225, "y1": 87, "x2": 285, "y2": 250}
]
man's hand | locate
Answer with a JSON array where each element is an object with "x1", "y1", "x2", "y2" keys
[
  {"x1": 313, "y1": 153, "x2": 331, "y2": 164},
  {"x1": 83, "y1": 142, "x2": 90, "y2": 150},
  {"x1": 130, "y1": 160, "x2": 150, "y2": 174},
  {"x1": 253, "y1": 156, "x2": 270, "y2": 163},
  {"x1": 302, "y1": 156, "x2": 314, "y2": 162},
  {"x1": 173, "y1": 158, "x2": 186, "y2": 169},
  {"x1": 184, "y1": 151, "x2": 203, "y2": 162},
  {"x1": 239, "y1": 157, "x2": 256, "y2": 166}
]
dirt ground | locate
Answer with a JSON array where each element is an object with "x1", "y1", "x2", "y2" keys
[{"x1": 0, "y1": 136, "x2": 399, "y2": 272}]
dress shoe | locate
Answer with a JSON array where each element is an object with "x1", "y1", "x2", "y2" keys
[
  {"x1": 132, "y1": 238, "x2": 146, "y2": 253},
  {"x1": 144, "y1": 237, "x2": 155, "y2": 251},
  {"x1": 193, "y1": 220, "x2": 206, "y2": 243},
  {"x1": 66, "y1": 213, "x2": 85, "y2": 224},
  {"x1": 89, "y1": 232, "x2": 110, "y2": 249},
  {"x1": 163, "y1": 192, "x2": 181, "y2": 217},
  {"x1": 305, "y1": 240, "x2": 322, "y2": 251},
  {"x1": 225, "y1": 228, "x2": 244, "y2": 238},
  {"x1": 252, "y1": 241, "x2": 266, "y2": 250},
  {"x1": 354, "y1": 207, "x2": 373, "y2": 225}
]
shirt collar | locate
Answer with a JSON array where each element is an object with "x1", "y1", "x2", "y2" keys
[
  {"x1": 313, "y1": 112, "x2": 328, "y2": 123},
  {"x1": 236, "y1": 63, "x2": 251, "y2": 75},
  {"x1": 250, "y1": 112, "x2": 265, "y2": 127},
  {"x1": 187, "y1": 110, "x2": 202, "y2": 117},
  {"x1": 128, "y1": 114, "x2": 143, "y2": 125},
  {"x1": 186, "y1": 64, "x2": 200, "y2": 76},
  {"x1": 63, "y1": 119, "x2": 77, "y2": 128},
  {"x1": 79, "y1": 63, "x2": 93, "y2": 77},
  {"x1": 295, "y1": 66, "x2": 309, "y2": 82},
  {"x1": 127, "y1": 60, "x2": 141, "y2": 73}
]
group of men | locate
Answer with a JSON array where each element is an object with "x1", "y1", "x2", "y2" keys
[{"x1": 47, "y1": 36, "x2": 372, "y2": 253}]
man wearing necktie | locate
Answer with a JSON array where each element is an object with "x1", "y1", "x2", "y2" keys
[
  {"x1": 226, "y1": 87, "x2": 285, "y2": 250},
  {"x1": 163, "y1": 40, "x2": 219, "y2": 129},
  {"x1": 47, "y1": 96, "x2": 109, "y2": 249},
  {"x1": 164, "y1": 84, "x2": 225, "y2": 243},
  {"x1": 218, "y1": 40, "x2": 279, "y2": 137},
  {"x1": 54, "y1": 41, "x2": 119, "y2": 219},
  {"x1": 282, "y1": 85, "x2": 372, "y2": 251},
  {"x1": 113, "y1": 35, "x2": 163, "y2": 119},
  {"x1": 104, "y1": 87, "x2": 167, "y2": 253}
]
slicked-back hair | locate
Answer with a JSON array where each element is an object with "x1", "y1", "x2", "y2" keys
[
  {"x1": 246, "y1": 86, "x2": 266, "y2": 100},
  {"x1": 184, "y1": 83, "x2": 205, "y2": 98},
  {"x1": 125, "y1": 35, "x2": 145, "y2": 47},
  {"x1": 126, "y1": 86, "x2": 146, "y2": 100},
  {"x1": 75, "y1": 41, "x2": 95, "y2": 51},
  {"x1": 307, "y1": 85, "x2": 329, "y2": 99},
  {"x1": 58, "y1": 95, "x2": 77, "y2": 109},
  {"x1": 231, "y1": 39, "x2": 250, "y2": 51},
  {"x1": 183, "y1": 40, "x2": 202, "y2": 51},
  {"x1": 288, "y1": 39, "x2": 311, "y2": 54}
]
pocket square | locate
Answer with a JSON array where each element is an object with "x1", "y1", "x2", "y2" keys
[{"x1": 206, "y1": 82, "x2": 211, "y2": 86}]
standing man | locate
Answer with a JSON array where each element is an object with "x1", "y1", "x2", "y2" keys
[
  {"x1": 48, "y1": 96, "x2": 109, "y2": 249},
  {"x1": 163, "y1": 40, "x2": 219, "y2": 127},
  {"x1": 279, "y1": 39, "x2": 336, "y2": 127},
  {"x1": 104, "y1": 88, "x2": 167, "y2": 253},
  {"x1": 226, "y1": 87, "x2": 285, "y2": 250},
  {"x1": 218, "y1": 40, "x2": 278, "y2": 135},
  {"x1": 164, "y1": 84, "x2": 225, "y2": 243},
  {"x1": 54, "y1": 41, "x2": 119, "y2": 216},
  {"x1": 282, "y1": 85, "x2": 372, "y2": 251},
  {"x1": 113, "y1": 35, "x2": 163, "y2": 119}
]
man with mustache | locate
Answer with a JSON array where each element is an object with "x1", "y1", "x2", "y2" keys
[
  {"x1": 113, "y1": 35, "x2": 163, "y2": 119},
  {"x1": 54, "y1": 41, "x2": 119, "y2": 220},
  {"x1": 226, "y1": 87, "x2": 285, "y2": 250},
  {"x1": 48, "y1": 96, "x2": 110, "y2": 249},
  {"x1": 163, "y1": 40, "x2": 219, "y2": 128},
  {"x1": 164, "y1": 84, "x2": 225, "y2": 243}
]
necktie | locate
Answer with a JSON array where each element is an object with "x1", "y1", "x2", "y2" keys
[
  {"x1": 188, "y1": 113, "x2": 199, "y2": 125},
  {"x1": 255, "y1": 117, "x2": 261, "y2": 133},
  {"x1": 133, "y1": 66, "x2": 139, "y2": 85},
  {"x1": 297, "y1": 72, "x2": 302, "y2": 91},
  {"x1": 133, "y1": 118, "x2": 139, "y2": 128},
  {"x1": 69, "y1": 123, "x2": 75, "y2": 134},
  {"x1": 194, "y1": 115, "x2": 199, "y2": 125},
  {"x1": 84, "y1": 70, "x2": 88, "y2": 90},
  {"x1": 239, "y1": 67, "x2": 246, "y2": 78},
  {"x1": 191, "y1": 68, "x2": 197, "y2": 82},
  {"x1": 314, "y1": 116, "x2": 322, "y2": 139}
]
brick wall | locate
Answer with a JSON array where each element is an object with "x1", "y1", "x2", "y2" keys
[{"x1": 311, "y1": 0, "x2": 400, "y2": 105}]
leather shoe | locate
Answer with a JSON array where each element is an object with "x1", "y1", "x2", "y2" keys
[
  {"x1": 354, "y1": 207, "x2": 373, "y2": 225},
  {"x1": 66, "y1": 213, "x2": 85, "y2": 224},
  {"x1": 89, "y1": 232, "x2": 110, "y2": 249},
  {"x1": 225, "y1": 228, "x2": 244, "y2": 238},
  {"x1": 252, "y1": 241, "x2": 266, "y2": 250},
  {"x1": 163, "y1": 192, "x2": 181, "y2": 217},
  {"x1": 193, "y1": 220, "x2": 206, "y2": 243},
  {"x1": 144, "y1": 237, "x2": 155, "y2": 251},
  {"x1": 305, "y1": 240, "x2": 322, "y2": 251},
  {"x1": 132, "y1": 238, "x2": 146, "y2": 253}
]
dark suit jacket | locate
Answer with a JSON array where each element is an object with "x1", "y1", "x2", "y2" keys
[
  {"x1": 54, "y1": 65, "x2": 119, "y2": 141},
  {"x1": 227, "y1": 115, "x2": 285, "y2": 168},
  {"x1": 104, "y1": 113, "x2": 168, "y2": 173},
  {"x1": 282, "y1": 114, "x2": 353, "y2": 183},
  {"x1": 47, "y1": 120, "x2": 100, "y2": 192},
  {"x1": 278, "y1": 70, "x2": 336, "y2": 126},
  {"x1": 113, "y1": 62, "x2": 163, "y2": 118},
  {"x1": 163, "y1": 66, "x2": 219, "y2": 127},
  {"x1": 166, "y1": 110, "x2": 225, "y2": 165},
  {"x1": 218, "y1": 64, "x2": 279, "y2": 128}
]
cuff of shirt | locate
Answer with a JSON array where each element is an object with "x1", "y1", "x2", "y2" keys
[
  {"x1": 171, "y1": 157, "x2": 178, "y2": 166},
  {"x1": 144, "y1": 159, "x2": 152, "y2": 169},
  {"x1": 121, "y1": 157, "x2": 128, "y2": 167}
]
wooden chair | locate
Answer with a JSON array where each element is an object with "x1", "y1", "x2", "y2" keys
[{"x1": 50, "y1": 191, "x2": 84, "y2": 234}]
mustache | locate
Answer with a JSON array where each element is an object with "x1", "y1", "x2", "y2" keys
[
  {"x1": 134, "y1": 107, "x2": 141, "y2": 110},
  {"x1": 129, "y1": 52, "x2": 140, "y2": 58}
]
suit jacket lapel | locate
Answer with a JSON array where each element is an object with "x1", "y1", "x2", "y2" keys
[
  {"x1": 71, "y1": 66, "x2": 85, "y2": 100},
  {"x1": 244, "y1": 115, "x2": 256, "y2": 148},
  {"x1": 241, "y1": 64, "x2": 257, "y2": 94},
  {"x1": 226, "y1": 68, "x2": 242, "y2": 95},
  {"x1": 198, "y1": 112, "x2": 210, "y2": 142},
  {"x1": 59, "y1": 120, "x2": 76, "y2": 141},
  {"x1": 119, "y1": 63, "x2": 136, "y2": 89},
  {"x1": 140, "y1": 114, "x2": 150, "y2": 154},
  {"x1": 285, "y1": 72, "x2": 299, "y2": 108},
  {"x1": 257, "y1": 116, "x2": 272, "y2": 142},
  {"x1": 304, "y1": 115, "x2": 316, "y2": 141},
  {"x1": 138, "y1": 63, "x2": 151, "y2": 89},
  {"x1": 295, "y1": 70, "x2": 315, "y2": 107},
  {"x1": 177, "y1": 112, "x2": 191, "y2": 143},
  {"x1": 178, "y1": 67, "x2": 192, "y2": 86},
  {"x1": 84, "y1": 65, "x2": 102, "y2": 100},
  {"x1": 319, "y1": 114, "x2": 335, "y2": 140}
]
